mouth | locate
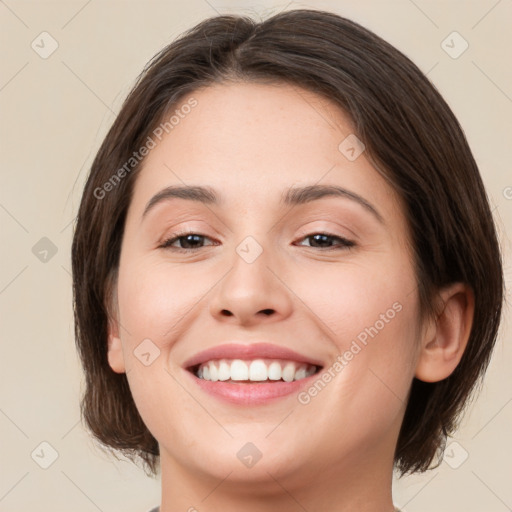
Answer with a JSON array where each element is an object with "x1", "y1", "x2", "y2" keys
[
  {"x1": 183, "y1": 343, "x2": 324, "y2": 405},
  {"x1": 189, "y1": 358, "x2": 321, "y2": 383}
]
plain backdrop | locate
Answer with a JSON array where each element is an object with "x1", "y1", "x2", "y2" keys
[{"x1": 0, "y1": 1, "x2": 511, "y2": 511}]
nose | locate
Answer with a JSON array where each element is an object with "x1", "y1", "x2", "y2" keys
[{"x1": 208, "y1": 242, "x2": 294, "y2": 327}]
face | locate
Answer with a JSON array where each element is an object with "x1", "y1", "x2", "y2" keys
[{"x1": 107, "y1": 82, "x2": 425, "y2": 487}]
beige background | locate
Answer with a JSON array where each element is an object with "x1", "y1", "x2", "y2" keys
[{"x1": 1, "y1": 0, "x2": 511, "y2": 511}]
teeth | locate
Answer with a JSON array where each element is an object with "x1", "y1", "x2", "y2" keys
[
  {"x1": 294, "y1": 366, "x2": 307, "y2": 380},
  {"x1": 249, "y1": 360, "x2": 268, "y2": 381},
  {"x1": 230, "y1": 360, "x2": 249, "y2": 381},
  {"x1": 282, "y1": 362, "x2": 295, "y2": 382},
  {"x1": 209, "y1": 363, "x2": 219, "y2": 382},
  {"x1": 218, "y1": 360, "x2": 230, "y2": 381},
  {"x1": 196, "y1": 358, "x2": 318, "y2": 383},
  {"x1": 305, "y1": 366, "x2": 316, "y2": 377},
  {"x1": 268, "y1": 361, "x2": 282, "y2": 380}
]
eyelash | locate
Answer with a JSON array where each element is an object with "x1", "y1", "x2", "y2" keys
[{"x1": 159, "y1": 231, "x2": 356, "y2": 253}]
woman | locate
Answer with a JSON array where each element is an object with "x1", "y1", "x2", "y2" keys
[{"x1": 71, "y1": 9, "x2": 504, "y2": 512}]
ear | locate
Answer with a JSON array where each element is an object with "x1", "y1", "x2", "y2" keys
[
  {"x1": 107, "y1": 312, "x2": 126, "y2": 374},
  {"x1": 415, "y1": 283, "x2": 474, "y2": 383}
]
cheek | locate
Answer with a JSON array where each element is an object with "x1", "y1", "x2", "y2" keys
[
  {"x1": 296, "y1": 256, "x2": 417, "y2": 343},
  {"x1": 295, "y1": 255, "x2": 421, "y2": 400},
  {"x1": 116, "y1": 258, "x2": 208, "y2": 345},
  {"x1": 328, "y1": 265, "x2": 418, "y2": 380},
  {"x1": 295, "y1": 286, "x2": 419, "y2": 457}
]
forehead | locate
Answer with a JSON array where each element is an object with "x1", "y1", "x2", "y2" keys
[{"x1": 129, "y1": 81, "x2": 402, "y2": 221}]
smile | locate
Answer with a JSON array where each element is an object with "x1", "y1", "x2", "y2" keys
[
  {"x1": 194, "y1": 358, "x2": 319, "y2": 382},
  {"x1": 183, "y1": 343, "x2": 324, "y2": 405}
]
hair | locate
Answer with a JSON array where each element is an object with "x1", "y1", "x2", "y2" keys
[{"x1": 71, "y1": 8, "x2": 504, "y2": 477}]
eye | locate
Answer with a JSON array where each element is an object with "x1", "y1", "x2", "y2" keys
[
  {"x1": 159, "y1": 231, "x2": 355, "y2": 252},
  {"x1": 295, "y1": 232, "x2": 355, "y2": 250},
  {"x1": 159, "y1": 231, "x2": 217, "y2": 252}
]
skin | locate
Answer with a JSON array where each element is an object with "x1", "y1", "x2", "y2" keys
[{"x1": 106, "y1": 82, "x2": 474, "y2": 512}]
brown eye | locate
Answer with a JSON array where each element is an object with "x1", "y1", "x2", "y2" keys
[
  {"x1": 160, "y1": 232, "x2": 216, "y2": 251},
  {"x1": 296, "y1": 233, "x2": 355, "y2": 250},
  {"x1": 159, "y1": 231, "x2": 355, "y2": 253}
]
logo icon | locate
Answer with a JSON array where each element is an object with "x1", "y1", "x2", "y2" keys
[
  {"x1": 32, "y1": 237, "x2": 58, "y2": 263},
  {"x1": 236, "y1": 236, "x2": 263, "y2": 264},
  {"x1": 31, "y1": 441, "x2": 59, "y2": 469},
  {"x1": 443, "y1": 441, "x2": 469, "y2": 469},
  {"x1": 31, "y1": 32, "x2": 59, "y2": 59},
  {"x1": 441, "y1": 31, "x2": 469, "y2": 59},
  {"x1": 237, "y1": 442, "x2": 263, "y2": 468},
  {"x1": 338, "y1": 134, "x2": 365, "y2": 161},
  {"x1": 134, "y1": 338, "x2": 161, "y2": 366}
]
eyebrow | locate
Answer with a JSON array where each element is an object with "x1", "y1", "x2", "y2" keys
[{"x1": 141, "y1": 184, "x2": 384, "y2": 224}]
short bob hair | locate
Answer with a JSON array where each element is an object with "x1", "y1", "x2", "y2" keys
[{"x1": 71, "y1": 8, "x2": 504, "y2": 477}]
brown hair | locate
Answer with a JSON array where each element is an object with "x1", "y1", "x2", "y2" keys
[{"x1": 71, "y1": 8, "x2": 504, "y2": 476}]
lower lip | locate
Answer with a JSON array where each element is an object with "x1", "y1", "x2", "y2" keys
[{"x1": 185, "y1": 370, "x2": 319, "y2": 405}]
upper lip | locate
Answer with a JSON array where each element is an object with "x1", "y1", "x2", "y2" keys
[{"x1": 183, "y1": 342, "x2": 324, "y2": 370}]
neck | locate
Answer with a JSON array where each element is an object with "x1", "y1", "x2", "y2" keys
[{"x1": 158, "y1": 446, "x2": 396, "y2": 512}]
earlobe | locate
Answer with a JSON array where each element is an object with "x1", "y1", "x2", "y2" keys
[
  {"x1": 415, "y1": 283, "x2": 475, "y2": 383},
  {"x1": 107, "y1": 317, "x2": 126, "y2": 374}
]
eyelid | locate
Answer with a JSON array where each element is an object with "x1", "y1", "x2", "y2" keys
[
  {"x1": 158, "y1": 230, "x2": 218, "y2": 251},
  {"x1": 294, "y1": 231, "x2": 356, "y2": 249},
  {"x1": 158, "y1": 221, "x2": 220, "y2": 244},
  {"x1": 294, "y1": 222, "x2": 358, "y2": 242},
  {"x1": 157, "y1": 217, "x2": 359, "y2": 250},
  {"x1": 159, "y1": 229, "x2": 356, "y2": 252}
]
